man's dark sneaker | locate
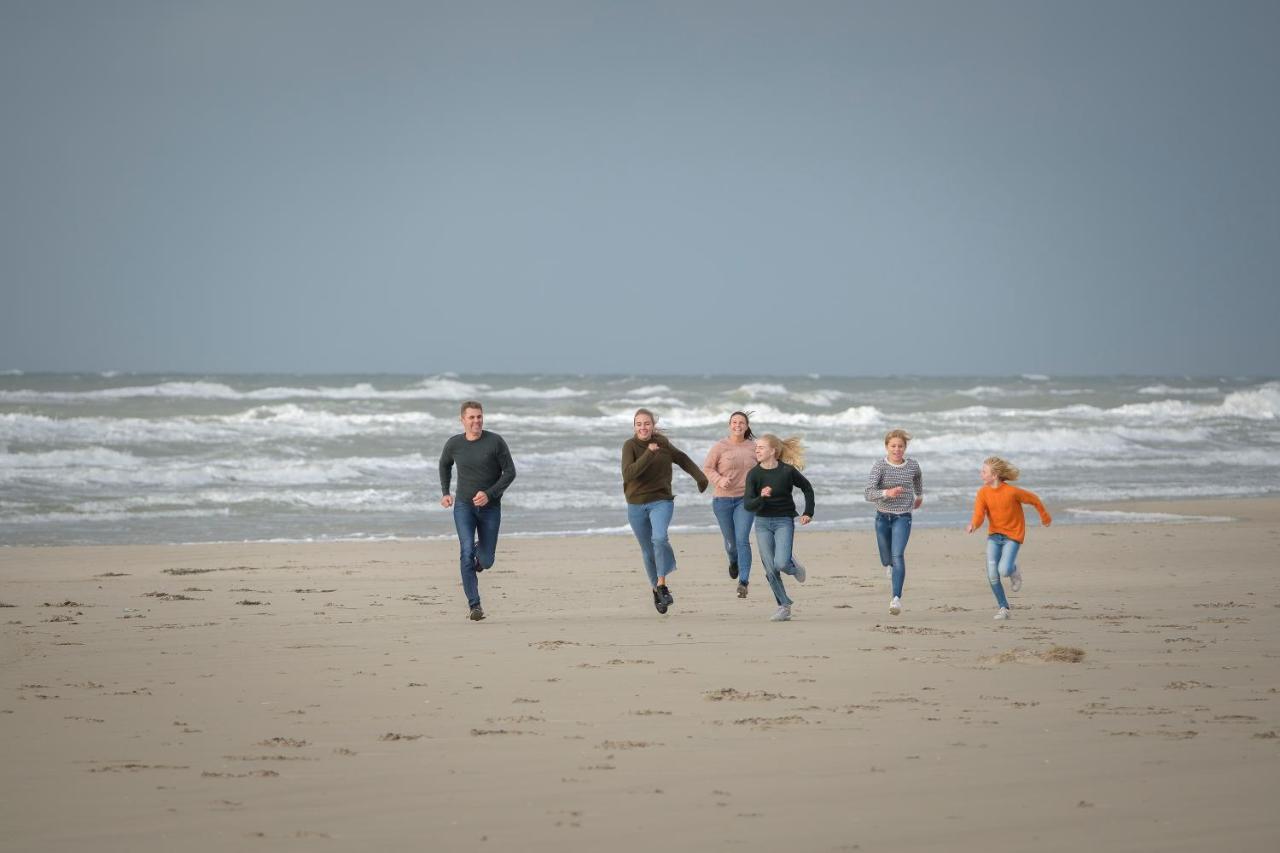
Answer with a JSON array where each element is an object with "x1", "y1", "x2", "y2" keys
[
  {"x1": 660, "y1": 584, "x2": 674, "y2": 606},
  {"x1": 737, "y1": 582, "x2": 749, "y2": 599},
  {"x1": 729, "y1": 561, "x2": 739, "y2": 580},
  {"x1": 652, "y1": 587, "x2": 668, "y2": 615},
  {"x1": 468, "y1": 605, "x2": 485, "y2": 621}
]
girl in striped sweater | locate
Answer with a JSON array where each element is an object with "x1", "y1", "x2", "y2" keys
[
  {"x1": 966, "y1": 456, "x2": 1052, "y2": 621},
  {"x1": 864, "y1": 429, "x2": 923, "y2": 616}
]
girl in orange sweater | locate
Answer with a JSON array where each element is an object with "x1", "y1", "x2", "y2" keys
[{"x1": 966, "y1": 456, "x2": 1052, "y2": 621}]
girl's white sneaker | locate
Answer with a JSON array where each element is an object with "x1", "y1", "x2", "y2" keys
[
  {"x1": 770, "y1": 605, "x2": 792, "y2": 622},
  {"x1": 889, "y1": 596, "x2": 902, "y2": 615},
  {"x1": 1010, "y1": 570, "x2": 1022, "y2": 592},
  {"x1": 994, "y1": 607, "x2": 1010, "y2": 621}
]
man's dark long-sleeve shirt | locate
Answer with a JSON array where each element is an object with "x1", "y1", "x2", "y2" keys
[{"x1": 439, "y1": 431, "x2": 516, "y2": 505}]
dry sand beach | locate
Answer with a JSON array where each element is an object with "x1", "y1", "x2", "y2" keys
[{"x1": 2, "y1": 498, "x2": 1278, "y2": 852}]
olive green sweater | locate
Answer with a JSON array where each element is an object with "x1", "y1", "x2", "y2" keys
[{"x1": 621, "y1": 433, "x2": 709, "y2": 505}]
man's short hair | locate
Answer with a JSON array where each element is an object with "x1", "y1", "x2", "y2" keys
[{"x1": 460, "y1": 400, "x2": 484, "y2": 416}]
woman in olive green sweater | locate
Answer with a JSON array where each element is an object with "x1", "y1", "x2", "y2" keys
[{"x1": 621, "y1": 408, "x2": 708, "y2": 614}]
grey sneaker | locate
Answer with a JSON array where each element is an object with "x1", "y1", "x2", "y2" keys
[
  {"x1": 994, "y1": 607, "x2": 1010, "y2": 621},
  {"x1": 737, "y1": 582, "x2": 748, "y2": 598},
  {"x1": 889, "y1": 596, "x2": 902, "y2": 616},
  {"x1": 791, "y1": 556, "x2": 806, "y2": 583},
  {"x1": 468, "y1": 605, "x2": 485, "y2": 621},
  {"x1": 770, "y1": 605, "x2": 792, "y2": 622},
  {"x1": 1009, "y1": 570, "x2": 1022, "y2": 592}
]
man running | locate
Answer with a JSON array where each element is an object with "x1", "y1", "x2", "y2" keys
[{"x1": 439, "y1": 401, "x2": 516, "y2": 620}]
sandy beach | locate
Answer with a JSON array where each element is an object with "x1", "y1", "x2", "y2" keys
[{"x1": 2, "y1": 498, "x2": 1278, "y2": 852}]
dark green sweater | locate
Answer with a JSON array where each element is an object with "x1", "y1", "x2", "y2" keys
[
  {"x1": 439, "y1": 431, "x2": 516, "y2": 505},
  {"x1": 744, "y1": 462, "x2": 815, "y2": 518},
  {"x1": 621, "y1": 433, "x2": 708, "y2": 505}
]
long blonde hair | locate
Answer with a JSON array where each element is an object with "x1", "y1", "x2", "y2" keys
[
  {"x1": 760, "y1": 433, "x2": 806, "y2": 470},
  {"x1": 983, "y1": 455, "x2": 1020, "y2": 482}
]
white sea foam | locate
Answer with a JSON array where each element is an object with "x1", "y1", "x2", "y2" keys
[
  {"x1": 487, "y1": 386, "x2": 588, "y2": 400},
  {"x1": 1138, "y1": 384, "x2": 1220, "y2": 396},
  {"x1": 736, "y1": 383, "x2": 789, "y2": 398},
  {"x1": 1022, "y1": 374, "x2": 1050, "y2": 381},
  {"x1": 1063, "y1": 508, "x2": 1234, "y2": 524},
  {"x1": 626, "y1": 385, "x2": 672, "y2": 396}
]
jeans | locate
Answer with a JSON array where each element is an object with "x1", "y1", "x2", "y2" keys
[
  {"x1": 712, "y1": 497, "x2": 755, "y2": 583},
  {"x1": 453, "y1": 502, "x2": 502, "y2": 608},
  {"x1": 875, "y1": 511, "x2": 912, "y2": 598},
  {"x1": 755, "y1": 515, "x2": 796, "y2": 607},
  {"x1": 986, "y1": 533, "x2": 1021, "y2": 610},
  {"x1": 627, "y1": 500, "x2": 677, "y2": 587}
]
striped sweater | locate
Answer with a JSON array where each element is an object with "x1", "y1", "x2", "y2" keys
[{"x1": 864, "y1": 457, "x2": 923, "y2": 514}]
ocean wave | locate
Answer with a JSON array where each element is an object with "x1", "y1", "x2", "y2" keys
[
  {"x1": 487, "y1": 385, "x2": 588, "y2": 400},
  {"x1": 626, "y1": 385, "x2": 673, "y2": 396},
  {"x1": 1138, "y1": 384, "x2": 1221, "y2": 396},
  {"x1": 735, "y1": 383, "x2": 789, "y2": 398}
]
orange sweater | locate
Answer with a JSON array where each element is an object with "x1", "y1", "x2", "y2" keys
[{"x1": 969, "y1": 484, "x2": 1051, "y2": 544}]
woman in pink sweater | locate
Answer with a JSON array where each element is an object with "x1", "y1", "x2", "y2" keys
[{"x1": 702, "y1": 411, "x2": 759, "y2": 598}]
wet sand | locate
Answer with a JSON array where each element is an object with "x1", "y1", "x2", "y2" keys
[{"x1": 2, "y1": 498, "x2": 1278, "y2": 851}]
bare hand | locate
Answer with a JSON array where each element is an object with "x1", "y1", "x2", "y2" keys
[
  {"x1": 472, "y1": 491, "x2": 490, "y2": 507},
  {"x1": 647, "y1": 443, "x2": 660, "y2": 452},
  {"x1": 1043, "y1": 519, "x2": 1052, "y2": 527},
  {"x1": 913, "y1": 497, "x2": 923, "y2": 510},
  {"x1": 440, "y1": 495, "x2": 454, "y2": 508},
  {"x1": 760, "y1": 486, "x2": 773, "y2": 497},
  {"x1": 798, "y1": 515, "x2": 811, "y2": 525},
  {"x1": 965, "y1": 524, "x2": 974, "y2": 534},
  {"x1": 885, "y1": 486, "x2": 904, "y2": 498}
]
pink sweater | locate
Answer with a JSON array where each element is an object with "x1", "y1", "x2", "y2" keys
[{"x1": 702, "y1": 438, "x2": 758, "y2": 498}]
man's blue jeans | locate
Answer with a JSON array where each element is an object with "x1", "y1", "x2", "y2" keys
[
  {"x1": 453, "y1": 502, "x2": 501, "y2": 608},
  {"x1": 755, "y1": 515, "x2": 796, "y2": 606},
  {"x1": 627, "y1": 499, "x2": 677, "y2": 587},
  {"x1": 986, "y1": 533, "x2": 1021, "y2": 609},
  {"x1": 712, "y1": 497, "x2": 755, "y2": 583},
  {"x1": 875, "y1": 511, "x2": 912, "y2": 598}
]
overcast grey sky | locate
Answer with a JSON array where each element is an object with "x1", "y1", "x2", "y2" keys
[{"x1": 3, "y1": 1, "x2": 1278, "y2": 376}]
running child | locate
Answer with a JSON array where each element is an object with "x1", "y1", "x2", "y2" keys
[
  {"x1": 966, "y1": 456, "x2": 1052, "y2": 621},
  {"x1": 744, "y1": 434, "x2": 815, "y2": 622},
  {"x1": 864, "y1": 428, "x2": 923, "y2": 616}
]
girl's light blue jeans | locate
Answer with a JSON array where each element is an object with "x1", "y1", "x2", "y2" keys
[
  {"x1": 986, "y1": 533, "x2": 1021, "y2": 609},
  {"x1": 875, "y1": 511, "x2": 912, "y2": 598},
  {"x1": 627, "y1": 499, "x2": 677, "y2": 587},
  {"x1": 712, "y1": 497, "x2": 754, "y2": 583},
  {"x1": 755, "y1": 515, "x2": 796, "y2": 606}
]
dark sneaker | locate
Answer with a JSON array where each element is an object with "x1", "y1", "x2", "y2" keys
[
  {"x1": 468, "y1": 605, "x2": 485, "y2": 621},
  {"x1": 729, "y1": 561, "x2": 739, "y2": 580},
  {"x1": 660, "y1": 584, "x2": 674, "y2": 606},
  {"x1": 652, "y1": 587, "x2": 668, "y2": 615},
  {"x1": 737, "y1": 582, "x2": 748, "y2": 599}
]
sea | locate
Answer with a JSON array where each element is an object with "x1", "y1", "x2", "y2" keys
[{"x1": 1, "y1": 373, "x2": 1277, "y2": 547}]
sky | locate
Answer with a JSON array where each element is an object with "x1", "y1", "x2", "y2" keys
[{"x1": 2, "y1": 0, "x2": 1278, "y2": 377}]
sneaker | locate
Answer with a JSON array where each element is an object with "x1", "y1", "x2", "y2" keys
[
  {"x1": 1009, "y1": 570, "x2": 1022, "y2": 592},
  {"x1": 770, "y1": 605, "x2": 792, "y2": 622},
  {"x1": 729, "y1": 560, "x2": 739, "y2": 580},
  {"x1": 791, "y1": 556, "x2": 806, "y2": 584},
  {"x1": 889, "y1": 596, "x2": 902, "y2": 616},
  {"x1": 994, "y1": 607, "x2": 1010, "y2": 621},
  {"x1": 737, "y1": 582, "x2": 749, "y2": 599},
  {"x1": 660, "y1": 584, "x2": 674, "y2": 606},
  {"x1": 468, "y1": 605, "x2": 485, "y2": 621},
  {"x1": 653, "y1": 587, "x2": 668, "y2": 615}
]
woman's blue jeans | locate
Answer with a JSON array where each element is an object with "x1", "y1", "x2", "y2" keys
[
  {"x1": 875, "y1": 511, "x2": 912, "y2": 598},
  {"x1": 453, "y1": 502, "x2": 501, "y2": 608},
  {"x1": 712, "y1": 497, "x2": 755, "y2": 582},
  {"x1": 627, "y1": 499, "x2": 677, "y2": 587},
  {"x1": 986, "y1": 533, "x2": 1021, "y2": 609},
  {"x1": 755, "y1": 515, "x2": 796, "y2": 606}
]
